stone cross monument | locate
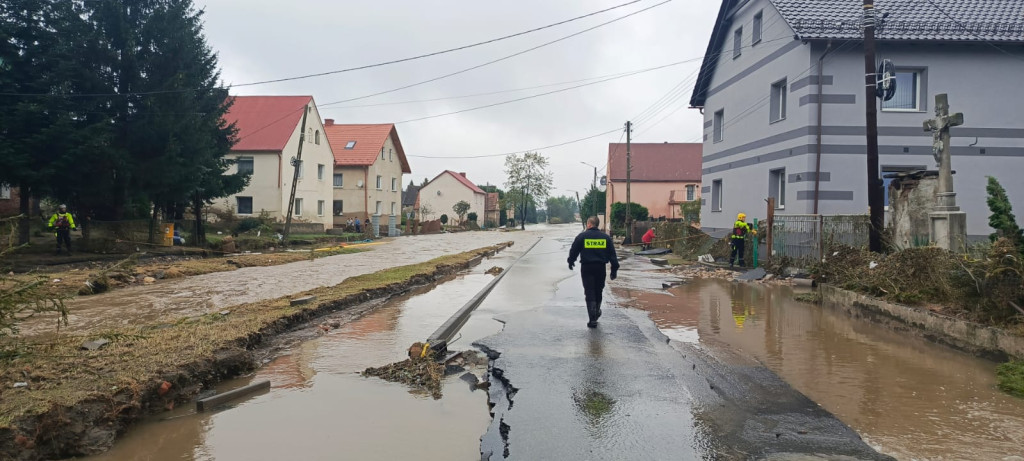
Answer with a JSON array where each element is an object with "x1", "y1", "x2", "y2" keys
[{"x1": 923, "y1": 93, "x2": 967, "y2": 251}]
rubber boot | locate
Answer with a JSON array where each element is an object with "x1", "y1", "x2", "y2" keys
[
  {"x1": 595, "y1": 299, "x2": 602, "y2": 321},
  {"x1": 586, "y1": 301, "x2": 598, "y2": 328}
]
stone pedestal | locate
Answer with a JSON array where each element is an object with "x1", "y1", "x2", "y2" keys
[
  {"x1": 371, "y1": 215, "x2": 380, "y2": 238},
  {"x1": 929, "y1": 210, "x2": 967, "y2": 252}
]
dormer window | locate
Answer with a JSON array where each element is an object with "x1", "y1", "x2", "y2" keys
[{"x1": 345, "y1": 141, "x2": 356, "y2": 149}]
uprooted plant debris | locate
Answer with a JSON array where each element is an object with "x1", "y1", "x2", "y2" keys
[
  {"x1": 813, "y1": 238, "x2": 1024, "y2": 326},
  {"x1": 485, "y1": 266, "x2": 504, "y2": 276},
  {"x1": 363, "y1": 343, "x2": 444, "y2": 399}
]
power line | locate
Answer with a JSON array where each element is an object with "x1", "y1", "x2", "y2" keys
[
  {"x1": 231, "y1": 0, "x2": 647, "y2": 87},
  {"x1": 0, "y1": 0, "x2": 648, "y2": 98},
  {"x1": 407, "y1": 128, "x2": 622, "y2": 159},
  {"x1": 316, "y1": 0, "x2": 674, "y2": 107}
]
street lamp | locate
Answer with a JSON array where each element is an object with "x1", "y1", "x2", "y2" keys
[{"x1": 580, "y1": 161, "x2": 598, "y2": 190}]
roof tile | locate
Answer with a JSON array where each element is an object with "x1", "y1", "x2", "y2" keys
[
  {"x1": 225, "y1": 96, "x2": 311, "y2": 152},
  {"x1": 607, "y1": 143, "x2": 702, "y2": 182}
]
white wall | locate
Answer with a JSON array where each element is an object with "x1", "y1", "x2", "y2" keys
[{"x1": 418, "y1": 173, "x2": 486, "y2": 223}]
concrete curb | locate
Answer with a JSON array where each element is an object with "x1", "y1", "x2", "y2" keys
[{"x1": 822, "y1": 284, "x2": 1024, "y2": 361}]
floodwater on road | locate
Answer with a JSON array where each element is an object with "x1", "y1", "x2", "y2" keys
[
  {"x1": 22, "y1": 230, "x2": 539, "y2": 336},
  {"x1": 80, "y1": 231, "x2": 556, "y2": 461},
  {"x1": 618, "y1": 278, "x2": 1024, "y2": 460}
]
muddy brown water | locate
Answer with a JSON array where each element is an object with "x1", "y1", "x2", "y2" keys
[
  {"x1": 617, "y1": 279, "x2": 1024, "y2": 460},
  {"x1": 22, "y1": 230, "x2": 540, "y2": 336},
  {"x1": 78, "y1": 233, "x2": 548, "y2": 461}
]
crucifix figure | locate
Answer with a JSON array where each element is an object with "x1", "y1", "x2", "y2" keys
[{"x1": 923, "y1": 93, "x2": 964, "y2": 210}]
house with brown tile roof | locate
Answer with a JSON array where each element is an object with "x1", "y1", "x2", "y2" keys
[
  {"x1": 605, "y1": 142, "x2": 702, "y2": 228},
  {"x1": 223, "y1": 96, "x2": 335, "y2": 229},
  {"x1": 417, "y1": 171, "x2": 487, "y2": 225},
  {"x1": 323, "y1": 120, "x2": 411, "y2": 227}
]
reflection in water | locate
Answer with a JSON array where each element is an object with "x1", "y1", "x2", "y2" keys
[{"x1": 618, "y1": 279, "x2": 1024, "y2": 460}]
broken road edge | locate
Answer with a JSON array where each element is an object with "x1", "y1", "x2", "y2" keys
[{"x1": 0, "y1": 242, "x2": 513, "y2": 461}]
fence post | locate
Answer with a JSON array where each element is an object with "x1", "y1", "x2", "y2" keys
[
  {"x1": 752, "y1": 218, "x2": 759, "y2": 268},
  {"x1": 765, "y1": 197, "x2": 775, "y2": 265},
  {"x1": 818, "y1": 214, "x2": 825, "y2": 263}
]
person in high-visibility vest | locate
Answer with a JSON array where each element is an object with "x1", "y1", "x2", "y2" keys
[
  {"x1": 729, "y1": 212, "x2": 756, "y2": 268},
  {"x1": 48, "y1": 204, "x2": 77, "y2": 255}
]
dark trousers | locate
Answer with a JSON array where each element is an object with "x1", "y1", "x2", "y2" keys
[
  {"x1": 580, "y1": 264, "x2": 606, "y2": 306},
  {"x1": 55, "y1": 228, "x2": 72, "y2": 253},
  {"x1": 730, "y1": 238, "x2": 745, "y2": 267}
]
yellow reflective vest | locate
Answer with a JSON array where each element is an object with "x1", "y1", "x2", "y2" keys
[
  {"x1": 48, "y1": 212, "x2": 76, "y2": 230},
  {"x1": 731, "y1": 220, "x2": 752, "y2": 239}
]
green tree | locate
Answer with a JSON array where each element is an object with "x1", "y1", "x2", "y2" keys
[
  {"x1": 440, "y1": 214, "x2": 449, "y2": 226},
  {"x1": 580, "y1": 187, "x2": 606, "y2": 221},
  {"x1": 545, "y1": 195, "x2": 577, "y2": 223},
  {"x1": 504, "y1": 152, "x2": 553, "y2": 230},
  {"x1": 610, "y1": 202, "x2": 648, "y2": 229},
  {"x1": 986, "y1": 176, "x2": 1023, "y2": 247},
  {"x1": 453, "y1": 200, "x2": 470, "y2": 226},
  {"x1": 680, "y1": 201, "x2": 701, "y2": 225}
]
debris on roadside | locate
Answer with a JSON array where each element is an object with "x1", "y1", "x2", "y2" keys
[
  {"x1": 363, "y1": 350, "x2": 444, "y2": 399},
  {"x1": 486, "y1": 266, "x2": 504, "y2": 276}
]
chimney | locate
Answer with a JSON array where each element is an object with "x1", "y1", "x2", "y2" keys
[
  {"x1": 324, "y1": 119, "x2": 334, "y2": 126},
  {"x1": 459, "y1": 172, "x2": 467, "y2": 178}
]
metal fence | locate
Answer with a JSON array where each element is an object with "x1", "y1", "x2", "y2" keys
[{"x1": 770, "y1": 214, "x2": 870, "y2": 263}]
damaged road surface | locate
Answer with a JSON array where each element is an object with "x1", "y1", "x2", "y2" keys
[{"x1": 475, "y1": 242, "x2": 891, "y2": 460}]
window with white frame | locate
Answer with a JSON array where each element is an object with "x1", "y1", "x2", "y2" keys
[
  {"x1": 237, "y1": 196, "x2": 253, "y2": 215},
  {"x1": 711, "y1": 179, "x2": 723, "y2": 212},
  {"x1": 315, "y1": 130, "x2": 320, "y2": 145},
  {"x1": 334, "y1": 173, "x2": 343, "y2": 188},
  {"x1": 881, "y1": 70, "x2": 923, "y2": 111},
  {"x1": 770, "y1": 79, "x2": 787, "y2": 123},
  {"x1": 375, "y1": 201, "x2": 382, "y2": 215},
  {"x1": 391, "y1": 177, "x2": 397, "y2": 191},
  {"x1": 733, "y1": 27, "x2": 742, "y2": 58},
  {"x1": 391, "y1": 202, "x2": 396, "y2": 216},
  {"x1": 769, "y1": 168, "x2": 786, "y2": 208},
  {"x1": 317, "y1": 164, "x2": 325, "y2": 180},
  {"x1": 376, "y1": 175, "x2": 382, "y2": 190},
  {"x1": 333, "y1": 200, "x2": 344, "y2": 216},
  {"x1": 236, "y1": 157, "x2": 254, "y2": 175},
  {"x1": 0, "y1": 184, "x2": 10, "y2": 200},
  {"x1": 752, "y1": 11, "x2": 763, "y2": 45},
  {"x1": 686, "y1": 185, "x2": 695, "y2": 201},
  {"x1": 713, "y1": 110, "x2": 725, "y2": 143},
  {"x1": 294, "y1": 198, "x2": 303, "y2": 216},
  {"x1": 317, "y1": 200, "x2": 325, "y2": 216}
]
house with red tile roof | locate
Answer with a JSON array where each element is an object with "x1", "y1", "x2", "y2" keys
[
  {"x1": 322, "y1": 121, "x2": 411, "y2": 227},
  {"x1": 222, "y1": 96, "x2": 336, "y2": 229},
  {"x1": 417, "y1": 171, "x2": 487, "y2": 225},
  {"x1": 605, "y1": 143, "x2": 702, "y2": 228}
]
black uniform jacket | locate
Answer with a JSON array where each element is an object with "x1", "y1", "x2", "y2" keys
[{"x1": 568, "y1": 228, "x2": 620, "y2": 270}]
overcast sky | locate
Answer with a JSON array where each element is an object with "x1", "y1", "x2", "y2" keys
[{"x1": 200, "y1": 0, "x2": 719, "y2": 198}]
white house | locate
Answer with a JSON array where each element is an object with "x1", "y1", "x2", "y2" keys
[
  {"x1": 418, "y1": 171, "x2": 487, "y2": 224},
  {"x1": 222, "y1": 96, "x2": 335, "y2": 229},
  {"x1": 322, "y1": 121, "x2": 411, "y2": 225}
]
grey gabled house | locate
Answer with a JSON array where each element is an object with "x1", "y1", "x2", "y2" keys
[{"x1": 689, "y1": 0, "x2": 1024, "y2": 237}]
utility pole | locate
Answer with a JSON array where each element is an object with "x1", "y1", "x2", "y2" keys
[
  {"x1": 862, "y1": 0, "x2": 884, "y2": 253},
  {"x1": 282, "y1": 104, "x2": 310, "y2": 244},
  {"x1": 624, "y1": 121, "x2": 633, "y2": 244}
]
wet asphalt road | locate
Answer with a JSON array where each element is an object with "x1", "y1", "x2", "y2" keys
[{"x1": 474, "y1": 227, "x2": 891, "y2": 460}]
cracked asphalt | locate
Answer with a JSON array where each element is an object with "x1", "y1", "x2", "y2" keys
[{"x1": 473, "y1": 226, "x2": 892, "y2": 460}]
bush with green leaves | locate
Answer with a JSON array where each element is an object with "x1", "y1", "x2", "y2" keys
[
  {"x1": 1, "y1": 217, "x2": 69, "y2": 356},
  {"x1": 609, "y1": 202, "x2": 649, "y2": 229},
  {"x1": 440, "y1": 214, "x2": 449, "y2": 225},
  {"x1": 467, "y1": 212, "x2": 478, "y2": 223}
]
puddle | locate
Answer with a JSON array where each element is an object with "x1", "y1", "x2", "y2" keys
[
  {"x1": 83, "y1": 269, "x2": 509, "y2": 461},
  {"x1": 618, "y1": 278, "x2": 1024, "y2": 460}
]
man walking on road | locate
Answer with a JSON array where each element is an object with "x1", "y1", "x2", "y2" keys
[
  {"x1": 568, "y1": 216, "x2": 619, "y2": 328},
  {"x1": 48, "y1": 204, "x2": 77, "y2": 256}
]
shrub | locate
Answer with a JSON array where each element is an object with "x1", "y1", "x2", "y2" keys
[
  {"x1": 549, "y1": 217, "x2": 564, "y2": 224},
  {"x1": 440, "y1": 214, "x2": 449, "y2": 225},
  {"x1": 467, "y1": 212, "x2": 478, "y2": 223},
  {"x1": 609, "y1": 202, "x2": 649, "y2": 229},
  {"x1": 235, "y1": 217, "x2": 264, "y2": 234}
]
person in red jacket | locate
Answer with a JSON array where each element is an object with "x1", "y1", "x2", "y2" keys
[{"x1": 641, "y1": 228, "x2": 655, "y2": 250}]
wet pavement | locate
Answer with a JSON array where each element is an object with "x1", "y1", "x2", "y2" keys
[
  {"x1": 620, "y1": 279, "x2": 1024, "y2": 460},
  {"x1": 476, "y1": 245, "x2": 888, "y2": 460},
  {"x1": 22, "y1": 230, "x2": 541, "y2": 336}
]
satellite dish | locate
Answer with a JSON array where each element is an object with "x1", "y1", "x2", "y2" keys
[
  {"x1": 598, "y1": 176, "x2": 607, "y2": 193},
  {"x1": 876, "y1": 59, "x2": 897, "y2": 102},
  {"x1": 357, "y1": 180, "x2": 365, "y2": 188}
]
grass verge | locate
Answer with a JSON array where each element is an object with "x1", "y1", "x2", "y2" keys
[
  {"x1": 997, "y1": 361, "x2": 1024, "y2": 398},
  {"x1": 0, "y1": 242, "x2": 510, "y2": 458}
]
